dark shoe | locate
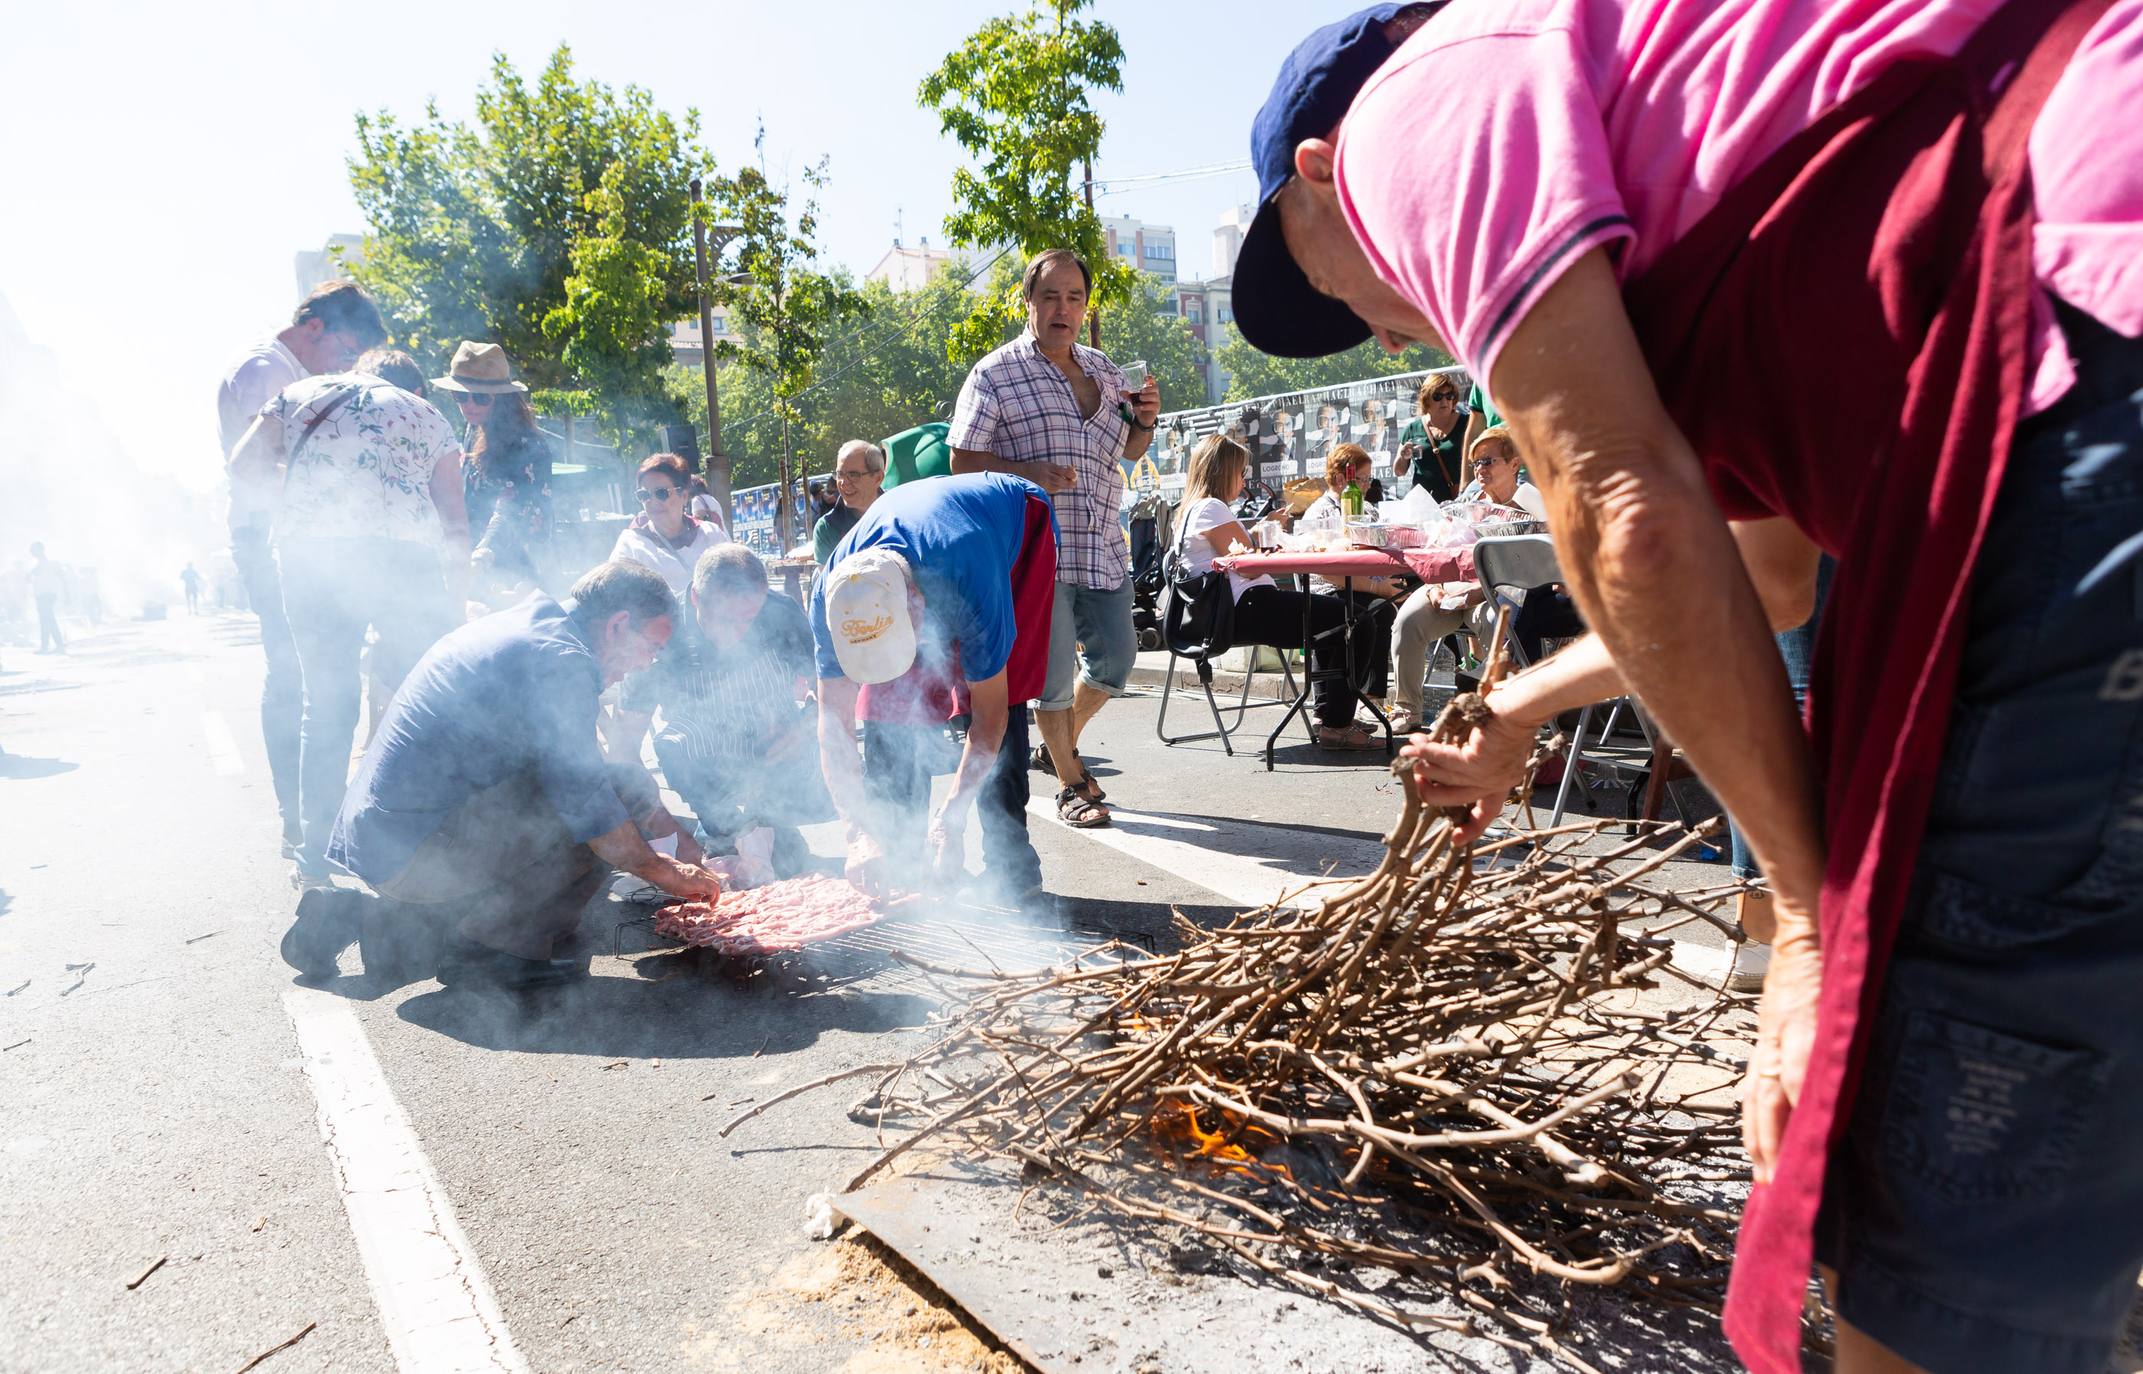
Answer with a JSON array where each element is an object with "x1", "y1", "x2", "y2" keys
[
  {"x1": 1314, "y1": 722, "x2": 1383, "y2": 751},
  {"x1": 281, "y1": 889, "x2": 361, "y2": 978},
  {"x1": 357, "y1": 902, "x2": 445, "y2": 985},
  {"x1": 437, "y1": 937, "x2": 583, "y2": 991},
  {"x1": 971, "y1": 868, "x2": 1049, "y2": 913},
  {"x1": 1030, "y1": 743, "x2": 1053, "y2": 774}
]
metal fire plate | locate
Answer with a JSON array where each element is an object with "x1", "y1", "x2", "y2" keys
[{"x1": 832, "y1": 1156, "x2": 1742, "y2": 1374}]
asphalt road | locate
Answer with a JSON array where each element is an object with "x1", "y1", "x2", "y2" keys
[{"x1": 0, "y1": 610, "x2": 1736, "y2": 1373}]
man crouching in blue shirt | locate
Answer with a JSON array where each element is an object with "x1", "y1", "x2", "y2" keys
[{"x1": 280, "y1": 561, "x2": 724, "y2": 989}]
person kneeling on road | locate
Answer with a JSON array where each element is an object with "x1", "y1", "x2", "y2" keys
[
  {"x1": 608, "y1": 543, "x2": 833, "y2": 875},
  {"x1": 279, "y1": 561, "x2": 722, "y2": 989},
  {"x1": 813, "y1": 473, "x2": 1058, "y2": 904}
]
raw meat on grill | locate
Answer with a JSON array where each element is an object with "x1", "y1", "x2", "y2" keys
[{"x1": 654, "y1": 875, "x2": 881, "y2": 956}]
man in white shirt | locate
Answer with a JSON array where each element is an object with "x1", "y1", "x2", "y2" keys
[{"x1": 215, "y1": 279, "x2": 386, "y2": 856}]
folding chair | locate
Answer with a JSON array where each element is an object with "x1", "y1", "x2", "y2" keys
[
  {"x1": 1154, "y1": 582, "x2": 1301, "y2": 757},
  {"x1": 1470, "y1": 536, "x2": 1658, "y2": 824}
]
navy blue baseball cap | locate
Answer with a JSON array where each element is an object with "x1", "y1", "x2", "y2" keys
[{"x1": 1233, "y1": 4, "x2": 1442, "y2": 359}]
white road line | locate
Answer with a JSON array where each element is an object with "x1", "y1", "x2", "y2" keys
[
  {"x1": 1027, "y1": 797, "x2": 1353, "y2": 911},
  {"x1": 200, "y1": 710, "x2": 245, "y2": 777},
  {"x1": 284, "y1": 988, "x2": 530, "y2": 1374}
]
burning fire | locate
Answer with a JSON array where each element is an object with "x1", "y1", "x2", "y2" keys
[{"x1": 1150, "y1": 1101, "x2": 1293, "y2": 1180}]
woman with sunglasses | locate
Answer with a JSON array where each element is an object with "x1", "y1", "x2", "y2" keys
[
  {"x1": 1386, "y1": 426, "x2": 1550, "y2": 733},
  {"x1": 432, "y1": 341, "x2": 554, "y2": 595},
  {"x1": 1393, "y1": 375, "x2": 1467, "y2": 502},
  {"x1": 609, "y1": 453, "x2": 728, "y2": 598}
]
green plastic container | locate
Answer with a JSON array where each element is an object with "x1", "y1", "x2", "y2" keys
[{"x1": 880, "y1": 422, "x2": 953, "y2": 490}]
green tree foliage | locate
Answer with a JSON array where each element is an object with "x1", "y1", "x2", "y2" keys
[
  {"x1": 704, "y1": 154, "x2": 866, "y2": 531},
  {"x1": 1101, "y1": 273, "x2": 1209, "y2": 410},
  {"x1": 919, "y1": 0, "x2": 1135, "y2": 357},
  {"x1": 541, "y1": 164, "x2": 676, "y2": 439},
  {"x1": 665, "y1": 264, "x2": 987, "y2": 490},
  {"x1": 1213, "y1": 324, "x2": 1453, "y2": 401},
  {"x1": 663, "y1": 258, "x2": 1230, "y2": 497},
  {"x1": 347, "y1": 45, "x2": 706, "y2": 445}
]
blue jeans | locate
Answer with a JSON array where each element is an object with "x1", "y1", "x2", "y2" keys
[
  {"x1": 1039, "y1": 577, "x2": 1136, "y2": 710},
  {"x1": 1816, "y1": 304, "x2": 2143, "y2": 1374},
  {"x1": 232, "y1": 528, "x2": 302, "y2": 844},
  {"x1": 280, "y1": 539, "x2": 451, "y2": 875},
  {"x1": 860, "y1": 706, "x2": 1040, "y2": 892}
]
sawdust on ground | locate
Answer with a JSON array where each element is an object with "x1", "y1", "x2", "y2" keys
[{"x1": 710, "y1": 1232, "x2": 1029, "y2": 1374}]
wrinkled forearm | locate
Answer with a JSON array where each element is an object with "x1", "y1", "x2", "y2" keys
[
  {"x1": 939, "y1": 711, "x2": 1005, "y2": 825},
  {"x1": 1483, "y1": 633, "x2": 1626, "y2": 725},
  {"x1": 1556, "y1": 486, "x2": 1824, "y2": 907}
]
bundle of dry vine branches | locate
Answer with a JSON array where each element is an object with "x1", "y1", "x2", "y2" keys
[{"x1": 723, "y1": 689, "x2": 1765, "y2": 1369}]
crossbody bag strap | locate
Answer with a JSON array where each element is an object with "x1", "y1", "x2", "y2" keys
[{"x1": 280, "y1": 383, "x2": 364, "y2": 497}]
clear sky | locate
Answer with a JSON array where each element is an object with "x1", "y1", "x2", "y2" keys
[{"x1": 0, "y1": 0, "x2": 1310, "y2": 491}]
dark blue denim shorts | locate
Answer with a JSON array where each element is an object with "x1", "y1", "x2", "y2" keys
[{"x1": 1817, "y1": 307, "x2": 2143, "y2": 1373}]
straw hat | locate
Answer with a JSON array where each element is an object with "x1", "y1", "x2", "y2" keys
[{"x1": 431, "y1": 341, "x2": 529, "y2": 395}]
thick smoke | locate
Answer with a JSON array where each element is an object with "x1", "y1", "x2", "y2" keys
[{"x1": 0, "y1": 292, "x2": 226, "y2": 645}]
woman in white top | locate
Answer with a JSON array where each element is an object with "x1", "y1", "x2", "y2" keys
[
  {"x1": 1453, "y1": 426, "x2": 1550, "y2": 521},
  {"x1": 1388, "y1": 426, "x2": 1552, "y2": 733},
  {"x1": 610, "y1": 453, "x2": 729, "y2": 599},
  {"x1": 1175, "y1": 435, "x2": 1380, "y2": 750},
  {"x1": 685, "y1": 473, "x2": 727, "y2": 531}
]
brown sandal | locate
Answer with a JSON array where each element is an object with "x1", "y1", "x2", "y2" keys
[{"x1": 1056, "y1": 786, "x2": 1112, "y2": 828}]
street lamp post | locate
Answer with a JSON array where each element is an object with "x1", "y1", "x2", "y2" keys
[{"x1": 688, "y1": 177, "x2": 744, "y2": 518}]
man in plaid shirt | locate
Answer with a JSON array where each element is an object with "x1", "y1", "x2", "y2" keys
[{"x1": 949, "y1": 248, "x2": 1160, "y2": 828}]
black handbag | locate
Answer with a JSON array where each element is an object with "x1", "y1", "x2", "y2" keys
[{"x1": 1160, "y1": 505, "x2": 1237, "y2": 658}]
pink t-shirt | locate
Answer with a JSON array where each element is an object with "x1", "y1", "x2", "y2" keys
[{"x1": 1335, "y1": 0, "x2": 2143, "y2": 413}]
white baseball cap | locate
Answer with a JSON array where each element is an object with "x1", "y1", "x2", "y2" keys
[{"x1": 822, "y1": 548, "x2": 917, "y2": 684}]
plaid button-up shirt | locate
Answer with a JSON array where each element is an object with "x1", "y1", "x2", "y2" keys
[{"x1": 947, "y1": 332, "x2": 1130, "y2": 590}]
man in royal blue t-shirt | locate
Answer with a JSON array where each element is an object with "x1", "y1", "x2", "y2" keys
[{"x1": 812, "y1": 473, "x2": 1058, "y2": 903}]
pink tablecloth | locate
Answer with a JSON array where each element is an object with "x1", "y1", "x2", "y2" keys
[{"x1": 1214, "y1": 544, "x2": 1474, "y2": 583}]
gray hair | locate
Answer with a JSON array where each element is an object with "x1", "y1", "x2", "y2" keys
[
  {"x1": 836, "y1": 439, "x2": 886, "y2": 475},
  {"x1": 567, "y1": 560, "x2": 676, "y2": 631},
  {"x1": 691, "y1": 542, "x2": 768, "y2": 604}
]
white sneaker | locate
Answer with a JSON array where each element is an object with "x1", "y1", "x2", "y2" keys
[
  {"x1": 1670, "y1": 937, "x2": 1768, "y2": 991},
  {"x1": 1725, "y1": 940, "x2": 1769, "y2": 993}
]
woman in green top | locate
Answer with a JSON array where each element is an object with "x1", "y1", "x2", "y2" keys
[
  {"x1": 811, "y1": 439, "x2": 887, "y2": 564},
  {"x1": 1393, "y1": 374, "x2": 1468, "y2": 502}
]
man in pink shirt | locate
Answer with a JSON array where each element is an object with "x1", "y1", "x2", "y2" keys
[{"x1": 1235, "y1": 5, "x2": 2143, "y2": 1372}]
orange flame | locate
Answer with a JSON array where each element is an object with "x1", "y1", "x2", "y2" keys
[{"x1": 1150, "y1": 1101, "x2": 1293, "y2": 1180}]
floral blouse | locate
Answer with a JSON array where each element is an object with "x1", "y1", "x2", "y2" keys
[{"x1": 264, "y1": 374, "x2": 460, "y2": 547}]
